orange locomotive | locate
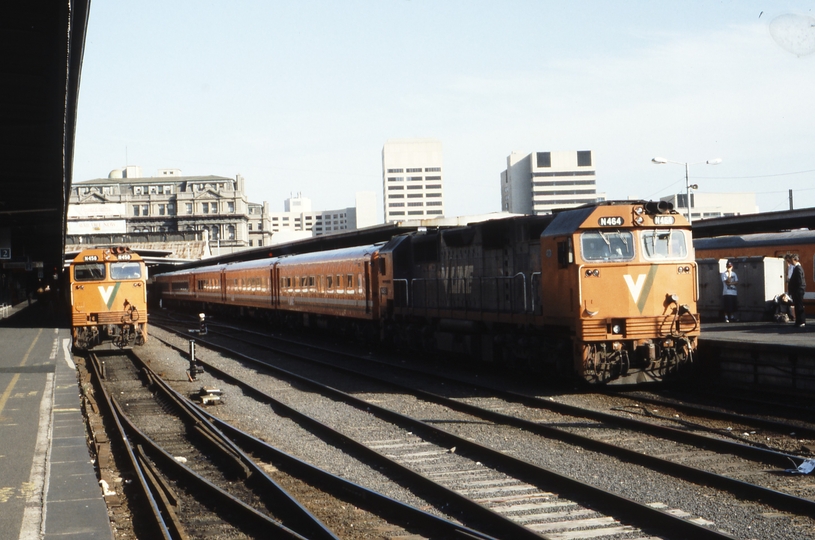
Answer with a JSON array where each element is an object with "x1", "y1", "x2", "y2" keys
[
  {"x1": 69, "y1": 246, "x2": 148, "y2": 350},
  {"x1": 157, "y1": 201, "x2": 699, "y2": 384}
]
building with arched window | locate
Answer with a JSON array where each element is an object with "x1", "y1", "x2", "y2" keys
[{"x1": 67, "y1": 167, "x2": 257, "y2": 256}]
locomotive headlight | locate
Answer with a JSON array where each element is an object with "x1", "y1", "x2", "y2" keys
[
  {"x1": 677, "y1": 265, "x2": 691, "y2": 274},
  {"x1": 634, "y1": 216, "x2": 644, "y2": 225},
  {"x1": 612, "y1": 324, "x2": 622, "y2": 334},
  {"x1": 634, "y1": 206, "x2": 644, "y2": 215},
  {"x1": 585, "y1": 269, "x2": 600, "y2": 277}
]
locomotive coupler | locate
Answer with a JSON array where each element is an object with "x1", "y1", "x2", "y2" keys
[{"x1": 187, "y1": 339, "x2": 204, "y2": 381}]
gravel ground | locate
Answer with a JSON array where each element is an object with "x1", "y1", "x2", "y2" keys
[
  {"x1": 141, "y1": 326, "x2": 815, "y2": 539},
  {"x1": 138, "y1": 330, "x2": 460, "y2": 529}
]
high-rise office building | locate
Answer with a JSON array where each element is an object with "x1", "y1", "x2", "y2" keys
[
  {"x1": 382, "y1": 138, "x2": 444, "y2": 223},
  {"x1": 501, "y1": 150, "x2": 603, "y2": 214}
]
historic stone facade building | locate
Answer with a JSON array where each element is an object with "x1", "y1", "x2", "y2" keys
[{"x1": 68, "y1": 167, "x2": 263, "y2": 256}]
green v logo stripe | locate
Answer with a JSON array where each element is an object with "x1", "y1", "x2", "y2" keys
[
  {"x1": 99, "y1": 282, "x2": 121, "y2": 309},
  {"x1": 623, "y1": 265, "x2": 659, "y2": 314}
]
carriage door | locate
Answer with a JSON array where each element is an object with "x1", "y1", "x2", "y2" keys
[{"x1": 364, "y1": 261, "x2": 371, "y2": 313}]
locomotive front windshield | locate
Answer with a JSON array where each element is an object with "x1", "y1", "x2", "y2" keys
[
  {"x1": 641, "y1": 229, "x2": 688, "y2": 260},
  {"x1": 111, "y1": 262, "x2": 143, "y2": 280},
  {"x1": 74, "y1": 263, "x2": 106, "y2": 281},
  {"x1": 580, "y1": 231, "x2": 635, "y2": 261}
]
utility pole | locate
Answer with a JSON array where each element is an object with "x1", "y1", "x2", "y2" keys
[{"x1": 789, "y1": 189, "x2": 794, "y2": 210}]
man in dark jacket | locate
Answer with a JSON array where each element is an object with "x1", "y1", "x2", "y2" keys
[{"x1": 787, "y1": 254, "x2": 807, "y2": 327}]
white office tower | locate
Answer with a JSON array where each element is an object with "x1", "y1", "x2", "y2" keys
[
  {"x1": 382, "y1": 138, "x2": 444, "y2": 223},
  {"x1": 501, "y1": 150, "x2": 603, "y2": 215}
]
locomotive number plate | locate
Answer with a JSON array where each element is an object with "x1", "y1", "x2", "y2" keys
[
  {"x1": 653, "y1": 215, "x2": 675, "y2": 225},
  {"x1": 117, "y1": 254, "x2": 132, "y2": 260},
  {"x1": 598, "y1": 216, "x2": 624, "y2": 227},
  {"x1": 83, "y1": 255, "x2": 98, "y2": 262}
]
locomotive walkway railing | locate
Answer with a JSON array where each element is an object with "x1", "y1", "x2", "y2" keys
[{"x1": 396, "y1": 274, "x2": 534, "y2": 314}]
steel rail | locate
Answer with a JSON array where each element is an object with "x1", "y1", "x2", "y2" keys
[
  {"x1": 107, "y1": 391, "x2": 310, "y2": 538},
  {"x1": 152, "y1": 332, "x2": 736, "y2": 540},
  {"x1": 198, "y1": 407, "x2": 500, "y2": 540},
  {"x1": 160, "y1": 321, "x2": 813, "y2": 468},
  {"x1": 606, "y1": 388, "x2": 815, "y2": 439},
  {"x1": 227, "y1": 328, "x2": 815, "y2": 515},
  {"x1": 87, "y1": 353, "x2": 175, "y2": 540},
  {"x1": 125, "y1": 350, "x2": 340, "y2": 540}
]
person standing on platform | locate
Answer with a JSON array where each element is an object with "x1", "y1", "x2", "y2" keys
[
  {"x1": 787, "y1": 254, "x2": 807, "y2": 327},
  {"x1": 721, "y1": 260, "x2": 738, "y2": 322}
]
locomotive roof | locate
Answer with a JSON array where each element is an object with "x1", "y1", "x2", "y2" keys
[
  {"x1": 694, "y1": 229, "x2": 815, "y2": 250},
  {"x1": 541, "y1": 206, "x2": 598, "y2": 237}
]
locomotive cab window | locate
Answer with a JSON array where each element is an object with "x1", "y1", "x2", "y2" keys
[
  {"x1": 74, "y1": 263, "x2": 106, "y2": 281},
  {"x1": 110, "y1": 262, "x2": 142, "y2": 280},
  {"x1": 557, "y1": 239, "x2": 574, "y2": 267},
  {"x1": 580, "y1": 231, "x2": 634, "y2": 262},
  {"x1": 641, "y1": 229, "x2": 688, "y2": 260}
]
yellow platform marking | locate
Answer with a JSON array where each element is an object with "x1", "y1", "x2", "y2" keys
[{"x1": 0, "y1": 330, "x2": 42, "y2": 419}]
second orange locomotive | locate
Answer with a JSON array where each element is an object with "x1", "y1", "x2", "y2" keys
[
  {"x1": 69, "y1": 246, "x2": 148, "y2": 350},
  {"x1": 157, "y1": 201, "x2": 699, "y2": 384}
]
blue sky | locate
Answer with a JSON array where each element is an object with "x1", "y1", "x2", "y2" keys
[{"x1": 73, "y1": 1, "x2": 815, "y2": 221}]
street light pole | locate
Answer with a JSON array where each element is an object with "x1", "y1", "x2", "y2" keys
[{"x1": 651, "y1": 157, "x2": 721, "y2": 225}]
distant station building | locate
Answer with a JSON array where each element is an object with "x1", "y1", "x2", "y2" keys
[
  {"x1": 501, "y1": 150, "x2": 605, "y2": 214},
  {"x1": 67, "y1": 167, "x2": 379, "y2": 259},
  {"x1": 382, "y1": 138, "x2": 445, "y2": 223},
  {"x1": 659, "y1": 192, "x2": 758, "y2": 221}
]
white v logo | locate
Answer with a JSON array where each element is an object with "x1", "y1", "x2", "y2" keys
[
  {"x1": 623, "y1": 274, "x2": 646, "y2": 303},
  {"x1": 99, "y1": 285, "x2": 114, "y2": 305}
]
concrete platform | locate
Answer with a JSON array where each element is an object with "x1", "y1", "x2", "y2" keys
[
  {"x1": 698, "y1": 316, "x2": 815, "y2": 395},
  {"x1": 701, "y1": 316, "x2": 813, "y2": 345},
  {"x1": 0, "y1": 301, "x2": 112, "y2": 540}
]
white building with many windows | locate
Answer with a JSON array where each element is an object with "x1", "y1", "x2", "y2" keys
[
  {"x1": 257, "y1": 192, "x2": 378, "y2": 241},
  {"x1": 501, "y1": 150, "x2": 604, "y2": 215},
  {"x1": 382, "y1": 138, "x2": 445, "y2": 223}
]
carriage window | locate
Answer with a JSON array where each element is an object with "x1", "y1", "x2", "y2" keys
[
  {"x1": 110, "y1": 262, "x2": 142, "y2": 280},
  {"x1": 641, "y1": 229, "x2": 688, "y2": 260},
  {"x1": 580, "y1": 231, "x2": 635, "y2": 262},
  {"x1": 74, "y1": 263, "x2": 106, "y2": 281},
  {"x1": 327, "y1": 275, "x2": 333, "y2": 290},
  {"x1": 346, "y1": 274, "x2": 353, "y2": 290}
]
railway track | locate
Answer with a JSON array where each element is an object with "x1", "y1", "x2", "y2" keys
[
  {"x1": 145, "y1": 319, "x2": 779, "y2": 538},
  {"x1": 84, "y1": 349, "x2": 493, "y2": 539},
  {"x1": 148, "y1": 312, "x2": 815, "y2": 537}
]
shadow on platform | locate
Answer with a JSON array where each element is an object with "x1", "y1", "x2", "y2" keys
[{"x1": 0, "y1": 299, "x2": 70, "y2": 329}]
